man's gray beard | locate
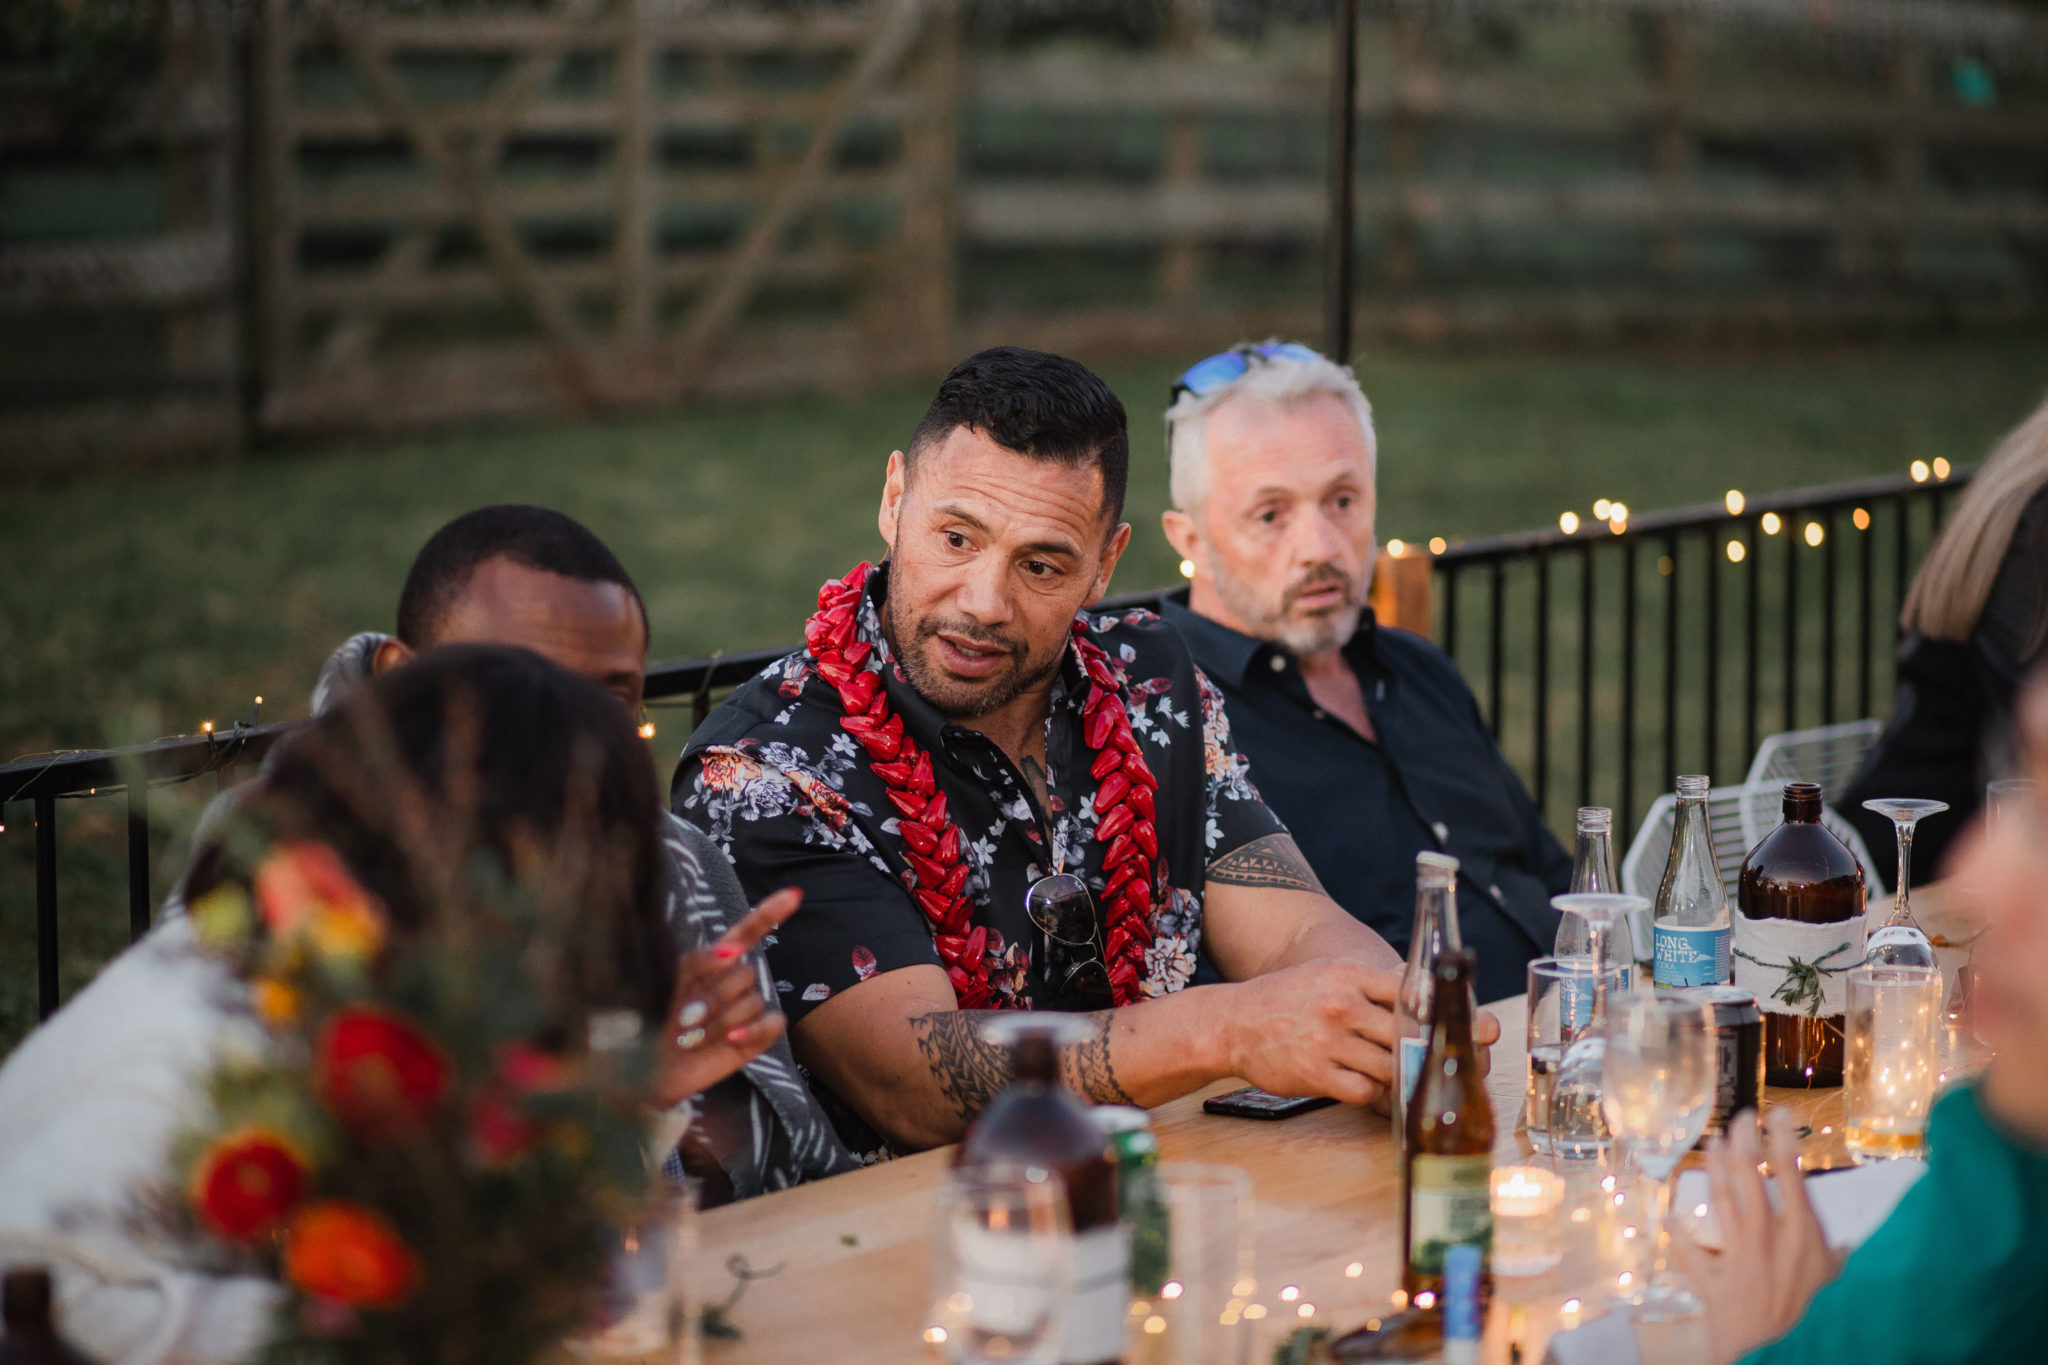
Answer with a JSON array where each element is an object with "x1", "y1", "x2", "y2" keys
[
  {"x1": 886, "y1": 593, "x2": 1065, "y2": 720},
  {"x1": 1210, "y1": 554, "x2": 1362, "y2": 657}
]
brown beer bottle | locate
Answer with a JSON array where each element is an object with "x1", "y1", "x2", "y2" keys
[
  {"x1": 1402, "y1": 949, "x2": 1494, "y2": 1309},
  {"x1": 959, "y1": 1015, "x2": 1126, "y2": 1365},
  {"x1": 0, "y1": 1270, "x2": 95, "y2": 1365},
  {"x1": 1736, "y1": 781, "x2": 1866, "y2": 1087}
]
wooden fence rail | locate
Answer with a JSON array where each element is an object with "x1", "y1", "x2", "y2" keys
[{"x1": 3, "y1": 0, "x2": 2045, "y2": 474}]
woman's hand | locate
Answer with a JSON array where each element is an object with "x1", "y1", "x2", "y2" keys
[
  {"x1": 650, "y1": 888, "x2": 803, "y2": 1109},
  {"x1": 1676, "y1": 1109, "x2": 1844, "y2": 1364}
]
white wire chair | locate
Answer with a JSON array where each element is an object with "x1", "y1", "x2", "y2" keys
[{"x1": 1738, "y1": 718, "x2": 1889, "y2": 897}]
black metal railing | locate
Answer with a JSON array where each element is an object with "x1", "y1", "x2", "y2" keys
[
  {"x1": 2, "y1": 470, "x2": 1966, "y2": 1027},
  {"x1": 1432, "y1": 466, "x2": 1969, "y2": 840}
]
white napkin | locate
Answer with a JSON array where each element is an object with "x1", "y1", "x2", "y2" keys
[
  {"x1": 1673, "y1": 1158, "x2": 1927, "y2": 1253},
  {"x1": 1543, "y1": 1161, "x2": 1926, "y2": 1364}
]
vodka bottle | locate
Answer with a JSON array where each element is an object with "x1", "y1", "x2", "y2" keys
[
  {"x1": 1556, "y1": 807, "x2": 1637, "y2": 989},
  {"x1": 1652, "y1": 776, "x2": 1732, "y2": 989},
  {"x1": 1395, "y1": 852, "x2": 1464, "y2": 1140}
]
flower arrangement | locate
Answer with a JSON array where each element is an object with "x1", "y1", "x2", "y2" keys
[{"x1": 173, "y1": 838, "x2": 662, "y2": 1365}]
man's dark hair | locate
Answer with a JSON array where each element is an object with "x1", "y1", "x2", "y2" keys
[
  {"x1": 395, "y1": 504, "x2": 647, "y2": 647},
  {"x1": 907, "y1": 347, "x2": 1130, "y2": 524}
]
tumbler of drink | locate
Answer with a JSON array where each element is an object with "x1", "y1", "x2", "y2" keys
[
  {"x1": 569, "y1": 1182, "x2": 703, "y2": 1365},
  {"x1": 1524, "y1": 956, "x2": 1626, "y2": 1155},
  {"x1": 1149, "y1": 1163, "x2": 1255, "y2": 1365},
  {"x1": 1844, "y1": 965, "x2": 1942, "y2": 1163}
]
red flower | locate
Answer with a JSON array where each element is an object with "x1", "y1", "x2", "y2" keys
[
  {"x1": 466, "y1": 1085, "x2": 538, "y2": 1168},
  {"x1": 314, "y1": 1006, "x2": 449, "y2": 1139},
  {"x1": 191, "y1": 1128, "x2": 309, "y2": 1242},
  {"x1": 496, "y1": 1041, "x2": 574, "y2": 1095},
  {"x1": 284, "y1": 1202, "x2": 421, "y2": 1310}
]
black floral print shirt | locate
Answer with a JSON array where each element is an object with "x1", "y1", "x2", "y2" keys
[{"x1": 671, "y1": 564, "x2": 1288, "y2": 1035}]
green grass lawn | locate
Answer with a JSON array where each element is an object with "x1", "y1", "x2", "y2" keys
[{"x1": 4, "y1": 331, "x2": 2047, "y2": 1051}]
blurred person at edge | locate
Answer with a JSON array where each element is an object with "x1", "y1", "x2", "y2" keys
[
  {"x1": 211, "y1": 505, "x2": 856, "y2": 1200},
  {"x1": 1681, "y1": 675, "x2": 2048, "y2": 1364},
  {"x1": 1157, "y1": 342, "x2": 1569, "y2": 1004},
  {"x1": 0, "y1": 647, "x2": 741, "y2": 1365},
  {"x1": 1842, "y1": 393, "x2": 2048, "y2": 881}
]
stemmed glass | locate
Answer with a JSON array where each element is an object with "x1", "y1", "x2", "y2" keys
[
  {"x1": 1544, "y1": 893, "x2": 1649, "y2": 1164},
  {"x1": 929, "y1": 1164, "x2": 1073, "y2": 1365},
  {"x1": 1860, "y1": 798, "x2": 1948, "y2": 969},
  {"x1": 1600, "y1": 993, "x2": 1715, "y2": 1321}
]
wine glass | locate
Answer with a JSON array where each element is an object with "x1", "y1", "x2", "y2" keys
[
  {"x1": 1860, "y1": 798, "x2": 1947, "y2": 969},
  {"x1": 1544, "y1": 893, "x2": 1649, "y2": 1164},
  {"x1": 1600, "y1": 993, "x2": 1715, "y2": 1321},
  {"x1": 929, "y1": 1164, "x2": 1073, "y2": 1365}
]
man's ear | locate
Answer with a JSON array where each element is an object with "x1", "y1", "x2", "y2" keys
[
  {"x1": 1085, "y1": 522, "x2": 1134, "y2": 606},
  {"x1": 877, "y1": 450, "x2": 907, "y2": 551},
  {"x1": 1160, "y1": 507, "x2": 1201, "y2": 567},
  {"x1": 371, "y1": 637, "x2": 414, "y2": 676}
]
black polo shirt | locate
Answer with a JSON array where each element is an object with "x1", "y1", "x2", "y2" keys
[{"x1": 1161, "y1": 596, "x2": 1569, "y2": 1003}]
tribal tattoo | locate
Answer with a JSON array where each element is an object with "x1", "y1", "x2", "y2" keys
[
  {"x1": 911, "y1": 1010, "x2": 1135, "y2": 1123},
  {"x1": 1204, "y1": 832, "x2": 1327, "y2": 894}
]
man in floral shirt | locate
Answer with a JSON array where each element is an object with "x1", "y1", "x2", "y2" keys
[{"x1": 674, "y1": 347, "x2": 1496, "y2": 1157}]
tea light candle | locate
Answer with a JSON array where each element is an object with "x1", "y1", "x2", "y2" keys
[{"x1": 1491, "y1": 1165, "x2": 1564, "y2": 1276}]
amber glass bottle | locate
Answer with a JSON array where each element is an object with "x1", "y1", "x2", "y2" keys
[
  {"x1": 959, "y1": 1015, "x2": 1125, "y2": 1365},
  {"x1": 0, "y1": 1270, "x2": 95, "y2": 1365},
  {"x1": 1402, "y1": 950, "x2": 1494, "y2": 1309},
  {"x1": 1736, "y1": 782, "x2": 1866, "y2": 1088}
]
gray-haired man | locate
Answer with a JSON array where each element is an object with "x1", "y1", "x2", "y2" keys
[{"x1": 1157, "y1": 342, "x2": 1570, "y2": 1003}]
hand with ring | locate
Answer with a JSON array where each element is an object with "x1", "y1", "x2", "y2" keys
[{"x1": 651, "y1": 887, "x2": 804, "y2": 1109}]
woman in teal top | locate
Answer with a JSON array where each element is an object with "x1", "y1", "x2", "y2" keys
[{"x1": 1685, "y1": 680, "x2": 2048, "y2": 1364}]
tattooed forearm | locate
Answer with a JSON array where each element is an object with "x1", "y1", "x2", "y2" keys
[
  {"x1": 911, "y1": 1010, "x2": 1133, "y2": 1122},
  {"x1": 1061, "y1": 1013, "x2": 1137, "y2": 1106},
  {"x1": 1205, "y1": 833, "x2": 1327, "y2": 894},
  {"x1": 912, "y1": 1012, "x2": 1013, "y2": 1122}
]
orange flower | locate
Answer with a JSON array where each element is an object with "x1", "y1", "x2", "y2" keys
[
  {"x1": 255, "y1": 841, "x2": 385, "y2": 964},
  {"x1": 251, "y1": 977, "x2": 300, "y2": 1026},
  {"x1": 191, "y1": 1128, "x2": 309, "y2": 1243},
  {"x1": 283, "y1": 1202, "x2": 420, "y2": 1309},
  {"x1": 314, "y1": 1006, "x2": 449, "y2": 1139}
]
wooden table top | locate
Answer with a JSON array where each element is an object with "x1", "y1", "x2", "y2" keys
[{"x1": 695, "y1": 990, "x2": 1893, "y2": 1365}]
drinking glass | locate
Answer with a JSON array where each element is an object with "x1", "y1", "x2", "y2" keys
[
  {"x1": 1545, "y1": 893, "x2": 1650, "y2": 1164},
  {"x1": 1147, "y1": 1163, "x2": 1254, "y2": 1365},
  {"x1": 929, "y1": 1164, "x2": 1073, "y2": 1365},
  {"x1": 1985, "y1": 778, "x2": 2036, "y2": 834},
  {"x1": 1524, "y1": 956, "x2": 1626, "y2": 1156},
  {"x1": 569, "y1": 1183, "x2": 702, "y2": 1365},
  {"x1": 1844, "y1": 965, "x2": 1942, "y2": 1163},
  {"x1": 1600, "y1": 993, "x2": 1715, "y2": 1320},
  {"x1": 1860, "y1": 798, "x2": 1947, "y2": 969}
]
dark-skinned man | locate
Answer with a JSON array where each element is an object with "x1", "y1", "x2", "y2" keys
[
  {"x1": 673, "y1": 348, "x2": 1499, "y2": 1161},
  {"x1": 250, "y1": 505, "x2": 856, "y2": 1199}
]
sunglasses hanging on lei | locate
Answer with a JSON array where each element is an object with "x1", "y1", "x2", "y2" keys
[{"x1": 804, "y1": 562, "x2": 1162, "y2": 1009}]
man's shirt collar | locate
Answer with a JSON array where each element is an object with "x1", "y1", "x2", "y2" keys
[{"x1": 1160, "y1": 590, "x2": 1382, "y2": 689}]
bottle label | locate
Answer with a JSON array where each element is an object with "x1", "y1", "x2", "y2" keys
[
  {"x1": 1654, "y1": 923, "x2": 1730, "y2": 987},
  {"x1": 952, "y1": 1221, "x2": 1065, "y2": 1339},
  {"x1": 1398, "y1": 1035, "x2": 1428, "y2": 1115},
  {"x1": 1055, "y1": 1225, "x2": 1130, "y2": 1365},
  {"x1": 1407, "y1": 1154, "x2": 1493, "y2": 1276},
  {"x1": 1732, "y1": 913, "x2": 1868, "y2": 1017}
]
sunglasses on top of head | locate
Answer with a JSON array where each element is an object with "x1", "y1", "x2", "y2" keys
[{"x1": 1166, "y1": 342, "x2": 1328, "y2": 463}]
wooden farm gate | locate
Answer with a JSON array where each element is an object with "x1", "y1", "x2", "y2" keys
[{"x1": 250, "y1": 0, "x2": 960, "y2": 436}]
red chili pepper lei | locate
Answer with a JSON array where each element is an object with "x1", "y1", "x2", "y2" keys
[{"x1": 803, "y1": 565, "x2": 1161, "y2": 1007}]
